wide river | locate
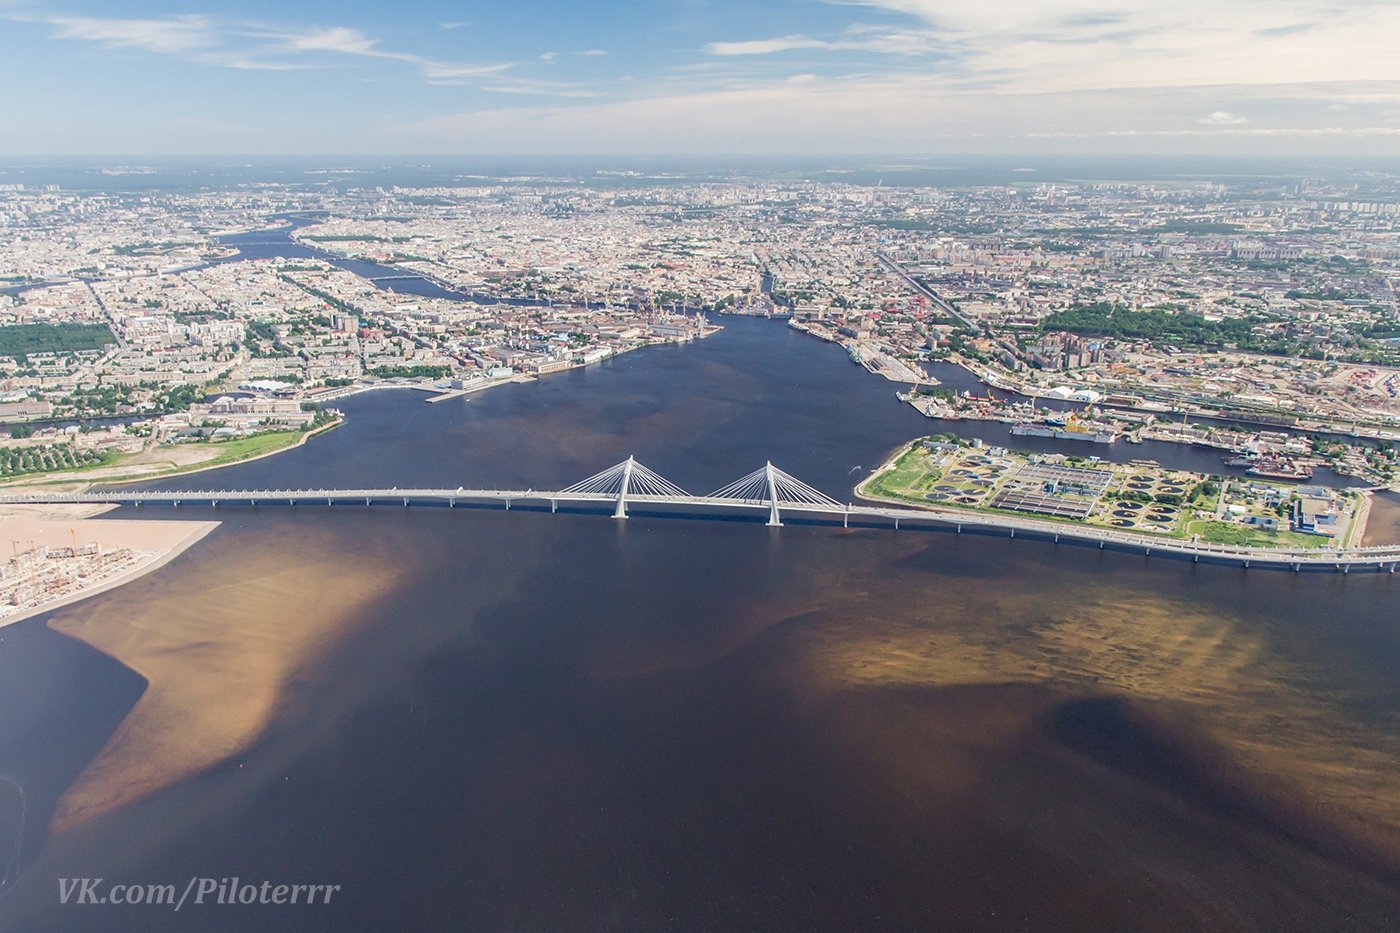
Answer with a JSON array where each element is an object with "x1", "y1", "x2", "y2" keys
[{"x1": 1, "y1": 316, "x2": 1398, "y2": 931}]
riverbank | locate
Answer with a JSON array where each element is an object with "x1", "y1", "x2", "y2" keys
[
  {"x1": 0, "y1": 418, "x2": 344, "y2": 492},
  {"x1": 952, "y1": 354, "x2": 1400, "y2": 443}
]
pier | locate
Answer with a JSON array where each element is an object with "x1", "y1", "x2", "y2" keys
[{"x1": 3, "y1": 458, "x2": 1398, "y2": 573}]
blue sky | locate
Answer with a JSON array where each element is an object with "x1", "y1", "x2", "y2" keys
[{"x1": 3, "y1": 0, "x2": 1399, "y2": 154}]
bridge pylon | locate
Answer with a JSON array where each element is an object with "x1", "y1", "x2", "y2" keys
[
  {"x1": 614, "y1": 456, "x2": 636, "y2": 519},
  {"x1": 709, "y1": 462, "x2": 842, "y2": 527},
  {"x1": 764, "y1": 461, "x2": 782, "y2": 527},
  {"x1": 559, "y1": 456, "x2": 690, "y2": 521}
]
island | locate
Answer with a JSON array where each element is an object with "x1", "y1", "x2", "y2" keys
[{"x1": 859, "y1": 435, "x2": 1370, "y2": 551}]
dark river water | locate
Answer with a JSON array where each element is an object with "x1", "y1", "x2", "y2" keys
[{"x1": 1, "y1": 317, "x2": 1398, "y2": 931}]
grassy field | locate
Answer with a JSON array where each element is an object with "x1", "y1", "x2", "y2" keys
[
  {"x1": 196, "y1": 431, "x2": 304, "y2": 466},
  {"x1": 864, "y1": 444, "x2": 933, "y2": 501},
  {"x1": 1183, "y1": 519, "x2": 1328, "y2": 550},
  {"x1": 4, "y1": 425, "x2": 336, "y2": 489},
  {"x1": 97, "y1": 431, "x2": 311, "y2": 483}
]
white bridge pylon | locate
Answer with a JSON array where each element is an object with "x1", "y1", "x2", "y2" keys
[
  {"x1": 708, "y1": 461, "x2": 844, "y2": 527},
  {"x1": 560, "y1": 456, "x2": 690, "y2": 519},
  {"x1": 557, "y1": 456, "x2": 843, "y2": 524}
]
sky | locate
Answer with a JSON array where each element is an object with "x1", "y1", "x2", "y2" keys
[{"x1": 2, "y1": 0, "x2": 1399, "y2": 156}]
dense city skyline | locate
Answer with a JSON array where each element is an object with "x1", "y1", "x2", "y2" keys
[{"x1": 4, "y1": 0, "x2": 1400, "y2": 154}]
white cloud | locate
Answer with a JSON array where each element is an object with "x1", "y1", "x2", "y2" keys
[
  {"x1": 1198, "y1": 110, "x2": 1249, "y2": 124},
  {"x1": 403, "y1": 69, "x2": 1400, "y2": 153},
  {"x1": 420, "y1": 61, "x2": 513, "y2": 85},
  {"x1": 481, "y1": 79, "x2": 601, "y2": 98},
  {"x1": 43, "y1": 14, "x2": 219, "y2": 54},
  {"x1": 828, "y1": 0, "x2": 1400, "y2": 94},
  {"x1": 19, "y1": 11, "x2": 510, "y2": 84},
  {"x1": 708, "y1": 36, "x2": 833, "y2": 55},
  {"x1": 270, "y1": 25, "x2": 380, "y2": 56},
  {"x1": 14, "y1": 1, "x2": 1400, "y2": 154},
  {"x1": 707, "y1": 26, "x2": 942, "y2": 57}
]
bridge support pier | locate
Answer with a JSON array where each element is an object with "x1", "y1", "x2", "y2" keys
[{"x1": 551, "y1": 499, "x2": 557, "y2": 513}]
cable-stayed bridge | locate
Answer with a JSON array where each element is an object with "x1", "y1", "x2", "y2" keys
[{"x1": 3, "y1": 457, "x2": 1399, "y2": 573}]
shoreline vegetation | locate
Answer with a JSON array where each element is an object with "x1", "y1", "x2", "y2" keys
[{"x1": 0, "y1": 417, "x2": 344, "y2": 492}]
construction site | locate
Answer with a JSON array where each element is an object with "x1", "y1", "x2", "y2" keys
[
  {"x1": 0, "y1": 536, "x2": 144, "y2": 617},
  {"x1": 0, "y1": 507, "x2": 218, "y2": 627}
]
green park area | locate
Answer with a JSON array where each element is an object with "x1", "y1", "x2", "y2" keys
[{"x1": 0, "y1": 323, "x2": 115, "y2": 357}]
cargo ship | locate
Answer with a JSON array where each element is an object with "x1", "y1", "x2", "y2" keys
[
  {"x1": 1225, "y1": 453, "x2": 1314, "y2": 480},
  {"x1": 1246, "y1": 457, "x2": 1314, "y2": 481}
]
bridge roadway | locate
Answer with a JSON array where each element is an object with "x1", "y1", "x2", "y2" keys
[{"x1": 4, "y1": 485, "x2": 1400, "y2": 574}]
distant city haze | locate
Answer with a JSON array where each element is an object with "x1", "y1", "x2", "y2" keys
[{"x1": 2, "y1": 0, "x2": 1399, "y2": 154}]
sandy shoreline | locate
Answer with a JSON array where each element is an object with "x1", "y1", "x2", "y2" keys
[{"x1": 0, "y1": 506, "x2": 219, "y2": 630}]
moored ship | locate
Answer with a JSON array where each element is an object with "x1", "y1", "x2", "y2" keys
[
  {"x1": 1010, "y1": 421, "x2": 1119, "y2": 444},
  {"x1": 1246, "y1": 457, "x2": 1314, "y2": 481}
]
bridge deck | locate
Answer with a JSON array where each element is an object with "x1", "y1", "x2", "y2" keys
[{"x1": 3, "y1": 486, "x2": 1397, "y2": 573}]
